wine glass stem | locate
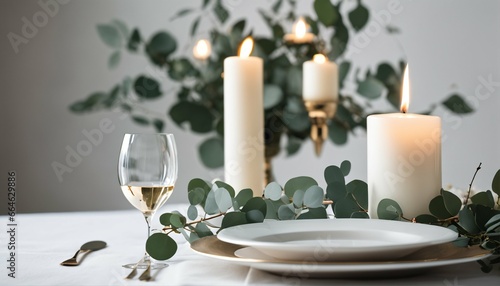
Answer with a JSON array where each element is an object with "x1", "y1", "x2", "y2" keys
[{"x1": 143, "y1": 213, "x2": 153, "y2": 262}]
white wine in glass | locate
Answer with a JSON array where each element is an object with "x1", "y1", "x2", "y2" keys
[{"x1": 118, "y1": 133, "x2": 178, "y2": 269}]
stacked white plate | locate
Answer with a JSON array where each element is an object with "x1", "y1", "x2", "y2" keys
[{"x1": 191, "y1": 219, "x2": 491, "y2": 278}]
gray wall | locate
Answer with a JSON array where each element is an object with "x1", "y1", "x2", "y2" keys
[{"x1": 1, "y1": 0, "x2": 499, "y2": 213}]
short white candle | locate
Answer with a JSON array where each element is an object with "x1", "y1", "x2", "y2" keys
[
  {"x1": 223, "y1": 37, "x2": 265, "y2": 197},
  {"x1": 303, "y1": 54, "x2": 338, "y2": 101},
  {"x1": 367, "y1": 66, "x2": 442, "y2": 219},
  {"x1": 284, "y1": 17, "x2": 315, "y2": 44}
]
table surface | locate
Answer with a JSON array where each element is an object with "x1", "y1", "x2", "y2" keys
[{"x1": 1, "y1": 204, "x2": 499, "y2": 286}]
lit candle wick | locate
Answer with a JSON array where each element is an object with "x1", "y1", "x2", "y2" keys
[{"x1": 400, "y1": 64, "x2": 410, "y2": 113}]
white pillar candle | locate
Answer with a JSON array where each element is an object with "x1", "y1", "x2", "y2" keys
[
  {"x1": 223, "y1": 37, "x2": 264, "y2": 197},
  {"x1": 367, "y1": 66, "x2": 441, "y2": 219},
  {"x1": 303, "y1": 54, "x2": 338, "y2": 101}
]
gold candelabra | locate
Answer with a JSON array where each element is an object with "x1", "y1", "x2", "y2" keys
[{"x1": 304, "y1": 100, "x2": 338, "y2": 156}]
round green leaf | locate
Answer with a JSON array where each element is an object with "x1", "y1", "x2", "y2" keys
[
  {"x1": 169, "y1": 213, "x2": 186, "y2": 228},
  {"x1": 303, "y1": 186, "x2": 324, "y2": 208},
  {"x1": 284, "y1": 176, "x2": 318, "y2": 198},
  {"x1": 377, "y1": 198, "x2": 402, "y2": 220},
  {"x1": 169, "y1": 101, "x2": 215, "y2": 133},
  {"x1": 442, "y1": 190, "x2": 462, "y2": 216},
  {"x1": 97, "y1": 24, "x2": 122, "y2": 48},
  {"x1": 234, "y1": 188, "x2": 253, "y2": 209},
  {"x1": 220, "y1": 212, "x2": 247, "y2": 230},
  {"x1": 188, "y1": 187, "x2": 205, "y2": 205},
  {"x1": 357, "y1": 77, "x2": 385, "y2": 99},
  {"x1": 292, "y1": 189, "x2": 305, "y2": 208},
  {"x1": 264, "y1": 200, "x2": 279, "y2": 219},
  {"x1": 134, "y1": 75, "x2": 162, "y2": 99},
  {"x1": 492, "y1": 169, "x2": 500, "y2": 197},
  {"x1": 204, "y1": 190, "x2": 219, "y2": 215},
  {"x1": 471, "y1": 191, "x2": 495, "y2": 208},
  {"x1": 348, "y1": 2, "x2": 369, "y2": 31},
  {"x1": 168, "y1": 58, "x2": 198, "y2": 80},
  {"x1": 146, "y1": 31, "x2": 177, "y2": 65},
  {"x1": 298, "y1": 207, "x2": 328, "y2": 219},
  {"x1": 188, "y1": 178, "x2": 211, "y2": 193},
  {"x1": 324, "y1": 165, "x2": 345, "y2": 185},
  {"x1": 187, "y1": 204, "x2": 198, "y2": 220},
  {"x1": 429, "y1": 196, "x2": 453, "y2": 219},
  {"x1": 452, "y1": 237, "x2": 469, "y2": 248},
  {"x1": 326, "y1": 181, "x2": 347, "y2": 207},
  {"x1": 350, "y1": 211, "x2": 369, "y2": 219},
  {"x1": 108, "y1": 51, "x2": 121, "y2": 69},
  {"x1": 278, "y1": 204, "x2": 296, "y2": 220},
  {"x1": 146, "y1": 233, "x2": 177, "y2": 261},
  {"x1": 329, "y1": 23, "x2": 349, "y2": 59},
  {"x1": 214, "y1": 181, "x2": 235, "y2": 198},
  {"x1": 314, "y1": 0, "x2": 339, "y2": 26},
  {"x1": 264, "y1": 182, "x2": 282, "y2": 201},
  {"x1": 340, "y1": 160, "x2": 351, "y2": 176},
  {"x1": 263, "y1": 84, "x2": 283, "y2": 109},
  {"x1": 415, "y1": 214, "x2": 438, "y2": 224},
  {"x1": 334, "y1": 197, "x2": 359, "y2": 218},
  {"x1": 194, "y1": 222, "x2": 213, "y2": 238},
  {"x1": 131, "y1": 116, "x2": 149, "y2": 125},
  {"x1": 214, "y1": 187, "x2": 232, "y2": 212},
  {"x1": 458, "y1": 207, "x2": 480, "y2": 234},
  {"x1": 338, "y1": 61, "x2": 351, "y2": 89},
  {"x1": 159, "y1": 213, "x2": 172, "y2": 226},
  {"x1": 198, "y1": 137, "x2": 224, "y2": 169},
  {"x1": 348, "y1": 180, "x2": 368, "y2": 210},
  {"x1": 241, "y1": 197, "x2": 267, "y2": 217},
  {"x1": 328, "y1": 121, "x2": 348, "y2": 145},
  {"x1": 442, "y1": 94, "x2": 474, "y2": 114},
  {"x1": 246, "y1": 209, "x2": 265, "y2": 223}
]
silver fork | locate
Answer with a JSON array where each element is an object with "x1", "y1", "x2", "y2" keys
[
  {"x1": 138, "y1": 260, "x2": 152, "y2": 281},
  {"x1": 124, "y1": 258, "x2": 143, "y2": 280}
]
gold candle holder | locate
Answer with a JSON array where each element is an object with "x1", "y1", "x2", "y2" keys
[{"x1": 304, "y1": 100, "x2": 337, "y2": 156}]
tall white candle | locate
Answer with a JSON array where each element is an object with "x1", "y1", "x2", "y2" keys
[
  {"x1": 223, "y1": 37, "x2": 264, "y2": 197},
  {"x1": 303, "y1": 54, "x2": 338, "y2": 101},
  {"x1": 367, "y1": 66, "x2": 442, "y2": 219}
]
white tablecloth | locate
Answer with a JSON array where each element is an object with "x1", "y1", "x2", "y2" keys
[{"x1": 1, "y1": 204, "x2": 499, "y2": 286}]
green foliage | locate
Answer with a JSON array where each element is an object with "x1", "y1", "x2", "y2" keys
[{"x1": 72, "y1": 1, "x2": 473, "y2": 170}]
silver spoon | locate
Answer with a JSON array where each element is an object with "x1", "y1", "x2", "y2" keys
[{"x1": 60, "y1": 240, "x2": 107, "y2": 266}]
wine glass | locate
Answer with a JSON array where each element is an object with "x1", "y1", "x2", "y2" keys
[{"x1": 118, "y1": 133, "x2": 178, "y2": 269}]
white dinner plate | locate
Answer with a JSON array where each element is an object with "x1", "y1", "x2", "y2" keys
[
  {"x1": 217, "y1": 219, "x2": 458, "y2": 261},
  {"x1": 191, "y1": 236, "x2": 492, "y2": 278}
]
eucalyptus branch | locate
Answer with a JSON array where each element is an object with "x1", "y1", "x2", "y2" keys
[
  {"x1": 465, "y1": 162, "x2": 482, "y2": 205},
  {"x1": 162, "y1": 212, "x2": 226, "y2": 232}
]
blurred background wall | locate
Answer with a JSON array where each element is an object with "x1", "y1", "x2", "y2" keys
[{"x1": 1, "y1": 0, "x2": 499, "y2": 213}]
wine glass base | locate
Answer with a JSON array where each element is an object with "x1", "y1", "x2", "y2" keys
[{"x1": 122, "y1": 262, "x2": 169, "y2": 270}]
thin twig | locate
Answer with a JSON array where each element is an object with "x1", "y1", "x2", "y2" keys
[
  {"x1": 162, "y1": 212, "x2": 226, "y2": 232},
  {"x1": 465, "y1": 163, "x2": 482, "y2": 204}
]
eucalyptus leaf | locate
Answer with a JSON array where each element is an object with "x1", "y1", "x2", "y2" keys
[
  {"x1": 234, "y1": 188, "x2": 253, "y2": 209},
  {"x1": 198, "y1": 137, "x2": 224, "y2": 168},
  {"x1": 131, "y1": 116, "x2": 149, "y2": 125},
  {"x1": 213, "y1": 0, "x2": 229, "y2": 24},
  {"x1": 334, "y1": 197, "x2": 359, "y2": 218},
  {"x1": 442, "y1": 190, "x2": 462, "y2": 216},
  {"x1": 314, "y1": 0, "x2": 338, "y2": 26},
  {"x1": 328, "y1": 120, "x2": 348, "y2": 145},
  {"x1": 168, "y1": 58, "x2": 198, "y2": 80},
  {"x1": 330, "y1": 23, "x2": 349, "y2": 60},
  {"x1": 348, "y1": 1, "x2": 369, "y2": 31},
  {"x1": 297, "y1": 207, "x2": 328, "y2": 219},
  {"x1": 453, "y1": 237, "x2": 469, "y2": 247},
  {"x1": 471, "y1": 191, "x2": 495, "y2": 208},
  {"x1": 348, "y1": 180, "x2": 368, "y2": 210},
  {"x1": 191, "y1": 16, "x2": 201, "y2": 37},
  {"x1": 97, "y1": 24, "x2": 122, "y2": 48},
  {"x1": 127, "y1": 28, "x2": 142, "y2": 52},
  {"x1": 204, "y1": 190, "x2": 220, "y2": 215},
  {"x1": 458, "y1": 207, "x2": 480, "y2": 234},
  {"x1": 188, "y1": 178, "x2": 211, "y2": 193},
  {"x1": 429, "y1": 196, "x2": 453, "y2": 219},
  {"x1": 278, "y1": 204, "x2": 296, "y2": 220},
  {"x1": 241, "y1": 197, "x2": 267, "y2": 217},
  {"x1": 292, "y1": 189, "x2": 304, "y2": 208},
  {"x1": 264, "y1": 182, "x2": 282, "y2": 201},
  {"x1": 146, "y1": 233, "x2": 177, "y2": 260},
  {"x1": 169, "y1": 213, "x2": 186, "y2": 228},
  {"x1": 264, "y1": 200, "x2": 279, "y2": 219},
  {"x1": 284, "y1": 176, "x2": 317, "y2": 198},
  {"x1": 377, "y1": 198, "x2": 402, "y2": 220},
  {"x1": 214, "y1": 181, "x2": 235, "y2": 198},
  {"x1": 303, "y1": 185, "x2": 324, "y2": 208},
  {"x1": 415, "y1": 214, "x2": 438, "y2": 224},
  {"x1": 324, "y1": 165, "x2": 345, "y2": 185},
  {"x1": 338, "y1": 61, "x2": 351, "y2": 88},
  {"x1": 442, "y1": 94, "x2": 474, "y2": 114},
  {"x1": 357, "y1": 77, "x2": 385, "y2": 99},
  {"x1": 286, "y1": 136, "x2": 302, "y2": 156},
  {"x1": 350, "y1": 211, "x2": 369, "y2": 219},
  {"x1": 169, "y1": 101, "x2": 214, "y2": 133},
  {"x1": 220, "y1": 212, "x2": 247, "y2": 230},
  {"x1": 108, "y1": 51, "x2": 121, "y2": 69},
  {"x1": 159, "y1": 213, "x2": 172, "y2": 226},
  {"x1": 187, "y1": 204, "x2": 198, "y2": 220},
  {"x1": 340, "y1": 160, "x2": 351, "y2": 176},
  {"x1": 246, "y1": 209, "x2": 265, "y2": 223},
  {"x1": 194, "y1": 222, "x2": 213, "y2": 238},
  {"x1": 264, "y1": 84, "x2": 283, "y2": 109},
  {"x1": 326, "y1": 181, "x2": 347, "y2": 207},
  {"x1": 146, "y1": 31, "x2": 177, "y2": 65},
  {"x1": 134, "y1": 75, "x2": 162, "y2": 99},
  {"x1": 214, "y1": 187, "x2": 232, "y2": 212},
  {"x1": 491, "y1": 169, "x2": 500, "y2": 197}
]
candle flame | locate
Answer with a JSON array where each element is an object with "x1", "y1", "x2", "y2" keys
[
  {"x1": 400, "y1": 64, "x2": 410, "y2": 113},
  {"x1": 313, "y1": 54, "x2": 327, "y2": 64},
  {"x1": 193, "y1": 39, "x2": 211, "y2": 60},
  {"x1": 294, "y1": 17, "x2": 307, "y2": 39},
  {"x1": 238, "y1": 37, "x2": 254, "y2": 58}
]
